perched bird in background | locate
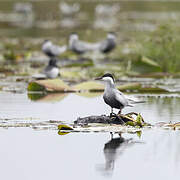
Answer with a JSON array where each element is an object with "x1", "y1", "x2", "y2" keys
[
  {"x1": 95, "y1": 73, "x2": 144, "y2": 115},
  {"x1": 68, "y1": 32, "x2": 116, "y2": 55},
  {"x1": 43, "y1": 58, "x2": 60, "y2": 79},
  {"x1": 14, "y1": 2, "x2": 33, "y2": 14},
  {"x1": 59, "y1": 2, "x2": 80, "y2": 16},
  {"x1": 68, "y1": 33, "x2": 94, "y2": 54},
  {"x1": 98, "y1": 32, "x2": 116, "y2": 53},
  {"x1": 42, "y1": 40, "x2": 67, "y2": 58}
]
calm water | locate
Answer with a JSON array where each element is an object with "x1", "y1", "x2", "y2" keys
[
  {"x1": 0, "y1": 91, "x2": 180, "y2": 179},
  {"x1": 0, "y1": 129, "x2": 180, "y2": 180},
  {"x1": 0, "y1": 92, "x2": 180, "y2": 124}
]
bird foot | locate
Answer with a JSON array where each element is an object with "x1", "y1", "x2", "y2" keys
[
  {"x1": 110, "y1": 112, "x2": 117, "y2": 118},
  {"x1": 118, "y1": 110, "x2": 122, "y2": 115},
  {"x1": 110, "y1": 113, "x2": 125, "y2": 124}
]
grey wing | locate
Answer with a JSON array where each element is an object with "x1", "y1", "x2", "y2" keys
[
  {"x1": 51, "y1": 45, "x2": 67, "y2": 55},
  {"x1": 42, "y1": 43, "x2": 50, "y2": 53},
  {"x1": 75, "y1": 41, "x2": 90, "y2": 52},
  {"x1": 127, "y1": 98, "x2": 145, "y2": 104},
  {"x1": 114, "y1": 89, "x2": 129, "y2": 107}
]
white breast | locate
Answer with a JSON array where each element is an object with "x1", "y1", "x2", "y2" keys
[{"x1": 46, "y1": 67, "x2": 59, "y2": 79}]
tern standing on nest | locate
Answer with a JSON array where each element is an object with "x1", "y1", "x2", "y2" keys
[{"x1": 95, "y1": 73, "x2": 144, "y2": 115}]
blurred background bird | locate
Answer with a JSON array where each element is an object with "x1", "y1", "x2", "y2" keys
[
  {"x1": 97, "y1": 32, "x2": 116, "y2": 54},
  {"x1": 68, "y1": 32, "x2": 116, "y2": 55},
  {"x1": 32, "y1": 58, "x2": 60, "y2": 79},
  {"x1": 42, "y1": 40, "x2": 67, "y2": 59},
  {"x1": 68, "y1": 33, "x2": 94, "y2": 54},
  {"x1": 43, "y1": 58, "x2": 60, "y2": 79}
]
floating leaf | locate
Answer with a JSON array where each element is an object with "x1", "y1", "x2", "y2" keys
[
  {"x1": 76, "y1": 92, "x2": 102, "y2": 98},
  {"x1": 117, "y1": 83, "x2": 141, "y2": 91},
  {"x1": 27, "y1": 82, "x2": 46, "y2": 92},
  {"x1": 27, "y1": 79, "x2": 74, "y2": 92},
  {"x1": 136, "y1": 131, "x2": 142, "y2": 138},
  {"x1": 73, "y1": 81, "x2": 104, "y2": 92},
  {"x1": 58, "y1": 124, "x2": 74, "y2": 131},
  {"x1": 139, "y1": 86, "x2": 168, "y2": 93}
]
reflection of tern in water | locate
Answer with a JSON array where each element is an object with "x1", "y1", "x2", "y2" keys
[{"x1": 97, "y1": 133, "x2": 143, "y2": 176}]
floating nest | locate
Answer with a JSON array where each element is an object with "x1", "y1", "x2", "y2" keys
[{"x1": 74, "y1": 112, "x2": 147, "y2": 127}]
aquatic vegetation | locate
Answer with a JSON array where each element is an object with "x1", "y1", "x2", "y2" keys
[
  {"x1": 27, "y1": 79, "x2": 169, "y2": 93},
  {"x1": 73, "y1": 81, "x2": 104, "y2": 92},
  {"x1": 28, "y1": 79, "x2": 73, "y2": 92},
  {"x1": 140, "y1": 24, "x2": 180, "y2": 73}
]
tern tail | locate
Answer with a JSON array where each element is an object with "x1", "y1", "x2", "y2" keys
[{"x1": 128, "y1": 99, "x2": 146, "y2": 104}]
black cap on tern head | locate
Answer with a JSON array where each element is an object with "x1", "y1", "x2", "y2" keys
[
  {"x1": 43, "y1": 39, "x2": 50, "y2": 44},
  {"x1": 95, "y1": 73, "x2": 115, "y2": 82},
  {"x1": 108, "y1": 32, "x2": 116, "y2": 35},
  {"x1": 69, "y1": 32, "x2": 78, "y2": 37},
  {"x1": 107, "y1": 32, "x2": 116, "y2": 39},
  {"x1": 102, "y1": 73, "x2": 114, "y2": 81},
  {"x1": 70, "y1": 32, "x2": 77, "y2": 35},
  {"x1": 69, "y1": 32, "x2": 79, "y2": 40}
]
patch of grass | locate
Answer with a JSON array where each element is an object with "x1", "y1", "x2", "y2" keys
[{"x1": 140, "y1": 24, "x2": 180, "y2": 73}]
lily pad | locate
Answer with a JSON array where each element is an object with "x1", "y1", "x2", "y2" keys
[
  {"x1": 139, "y1": 86, "x2": 168, "y2": 93},
  {"x1": 76, "y1": 92, "x2": 102, "y2": 98},
  {"x1": 58, "y1": 124, "x2": 74, "y2": 131},
  {"x1": 27, "y1": 79, "x2": 74, "y2": 92},
  {"x1": 73, "y1": 81, "x2": 104, "y2": 92},
  {"x1": 117, "y1": 83, "x2": 142, "y2": 91}
]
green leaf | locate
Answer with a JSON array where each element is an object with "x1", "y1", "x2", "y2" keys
[
  {"x1": 27, "y1": 79, "x2": 74, "y2": 92},
  {"x1": 58, "y1": 131, "x2": 70, "y2": 136},
  {"x1": 117, "y1": 83, "x2": 142, "y2": 91},
  {"x1": 136, "y1": 113, "x2": 143, "y2": 127},
  {"x1": 141, "y1": 56, "x2": 160, "y2": 67},
  {"x1": 125, "y1": 121, "x2": 136, "y2": 126},
  {"x1": 27, "y1": 82, "x2": 46, "y2": 92},
  {"x1": 73, "y1": 81, "x2": 104, "y2": 92},
  {"x1": 58, "y1": 124, "x2": 74, "y2": 131},
  {"x1": 136, "y1": 131, "x2": 142, "y2": 138}
]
